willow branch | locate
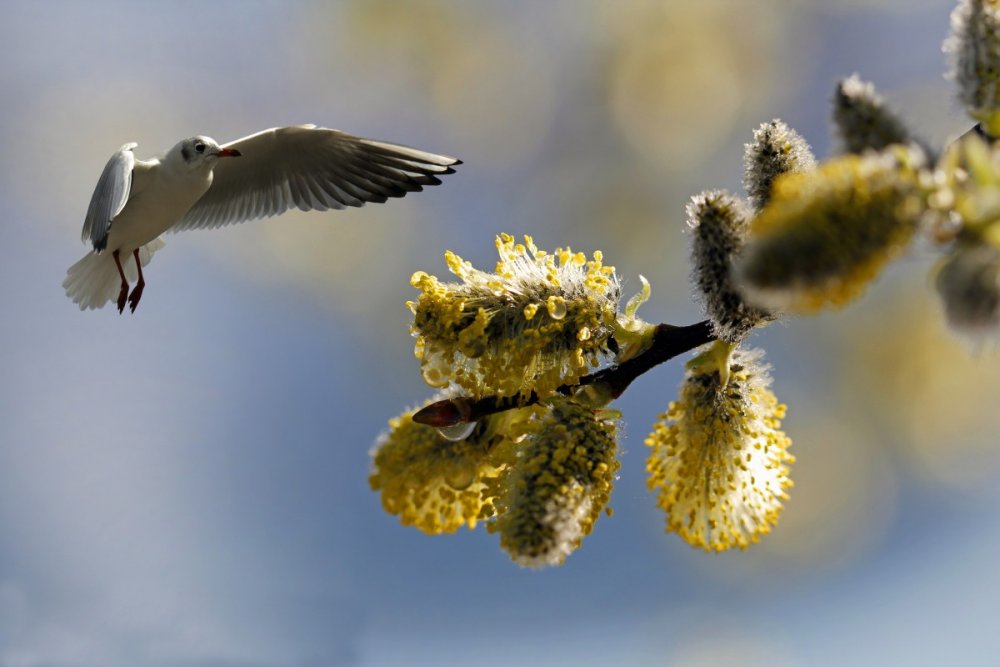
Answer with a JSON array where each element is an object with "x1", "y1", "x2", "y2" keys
[{"x1": 412, "y1": 320, "x2": 715, "y2": 427}]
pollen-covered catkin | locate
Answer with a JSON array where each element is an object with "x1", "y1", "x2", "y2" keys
[
  {"x1": 646, "y1": 345, "x2": 793, "y2": 552},
  {"x1": 369, "y1": 403, "x2": 511, "y2": 534},
  {"x1": 492, "y1": 398, "x2": 619, "y2": 568},
  {"x1": 409, "y1": 234, "x2": 621, "y2": 398}
]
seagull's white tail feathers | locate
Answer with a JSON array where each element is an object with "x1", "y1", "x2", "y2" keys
[{"x1": 63, "y1": 239, "x2": 166, "y2": 310}]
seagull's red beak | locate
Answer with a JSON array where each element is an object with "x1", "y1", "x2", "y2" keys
[{"x1": 217, "y1": 148, "x2": 242, "y2": 158}]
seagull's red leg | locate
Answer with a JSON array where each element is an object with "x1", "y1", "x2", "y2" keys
[
  {"x1": 113, "y1": 250, "x2": 129, "y2": 314},
  {"x1": 128, "y1": 248, "x2": 145, "y2": 313}
]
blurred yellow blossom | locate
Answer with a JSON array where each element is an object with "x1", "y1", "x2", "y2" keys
[
  {"x1": 602, "y1": 1, "x2": 791, "y2": 171},
  {"x1": 736, "y1": 145, "x2": 929, "y2": 313},
  {"x1": 332, "y1": 1, "x2": 555, "y2": 168},
  {"x1": 847, "y1": 290, "x2": 1000, "y2": 489},
  {"x1": 930, "y1": 136, "x2": 1000, "y2": 336}
]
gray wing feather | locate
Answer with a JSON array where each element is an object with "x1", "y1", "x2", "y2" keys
[
  {"x1": 172, "y1": 125, "x2": 460, "y2": 231},
  {"x1": 82, "y1": 142, "x2": 137, "y2": 252}
]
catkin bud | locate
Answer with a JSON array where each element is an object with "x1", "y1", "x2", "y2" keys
[
  {"x1": 936, "y1": 240, "x2": 1000, "y2": 336},
  {"x1": 833, "y1": 74, "x2": 914, "y2": 154},
  {"x1": 743, "y1": 119, "x2": 817, "y2": 212},
  {"x1": 945, "y1": 0, "x2": 1000, "y2": 133},
  {"x1": 688, "y1": 191, "x2": 774, "y2": 342}
]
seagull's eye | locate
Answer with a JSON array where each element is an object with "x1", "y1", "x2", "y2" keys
[{"x1": 195, "y1": 143, "x2": 205, "y2": 153}]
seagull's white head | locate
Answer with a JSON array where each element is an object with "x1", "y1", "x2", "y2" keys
[{"x1": 171, "y1": 135, "x2": 242, "y2": 169}]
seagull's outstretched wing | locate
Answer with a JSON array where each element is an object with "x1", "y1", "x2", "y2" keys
[
  {"x1": 172, "y1": 125, "x2": 461, "y2": 231},
  {"x1": 82, "y1": 142, "x2": 137, "y2": 252}
]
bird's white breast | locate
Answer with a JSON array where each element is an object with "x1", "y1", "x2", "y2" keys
[{"x1": 104, "y1": 162, "x2": 214, "y2": 253}]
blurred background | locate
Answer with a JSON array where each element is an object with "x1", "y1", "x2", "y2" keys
[{"x1": 1, "y1": 0, "x2": 997, "y2": 665}]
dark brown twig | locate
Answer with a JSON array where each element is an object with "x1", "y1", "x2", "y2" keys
[{"x1": 412, "y1": 320, "x2": 715, "y2": 427}]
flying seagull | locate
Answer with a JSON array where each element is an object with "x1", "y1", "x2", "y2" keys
[{"x1": 64, "y1": 124, "x2": 461, "y2": 313}]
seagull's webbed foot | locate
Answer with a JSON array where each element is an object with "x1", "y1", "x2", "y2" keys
[
  {"x1": 128, "y1": 248, "x2": 145, "y2": 314},
  {"x1": 116, "y1": 284, "x2": 129, "y2": 314},
  {"x1": 112, "y1": 250, "x2": 129, "y2": 314},
  {"x1": 127, "y1": 282, "x2": 144, "y2": 313}
]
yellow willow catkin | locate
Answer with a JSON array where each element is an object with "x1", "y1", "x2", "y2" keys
[
  {"x1": 646, "y1": 345, "x2": 793, "y2": 552},
  {"x1": 409, "y1": 234, "x2": 620, "y2": 398}
]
